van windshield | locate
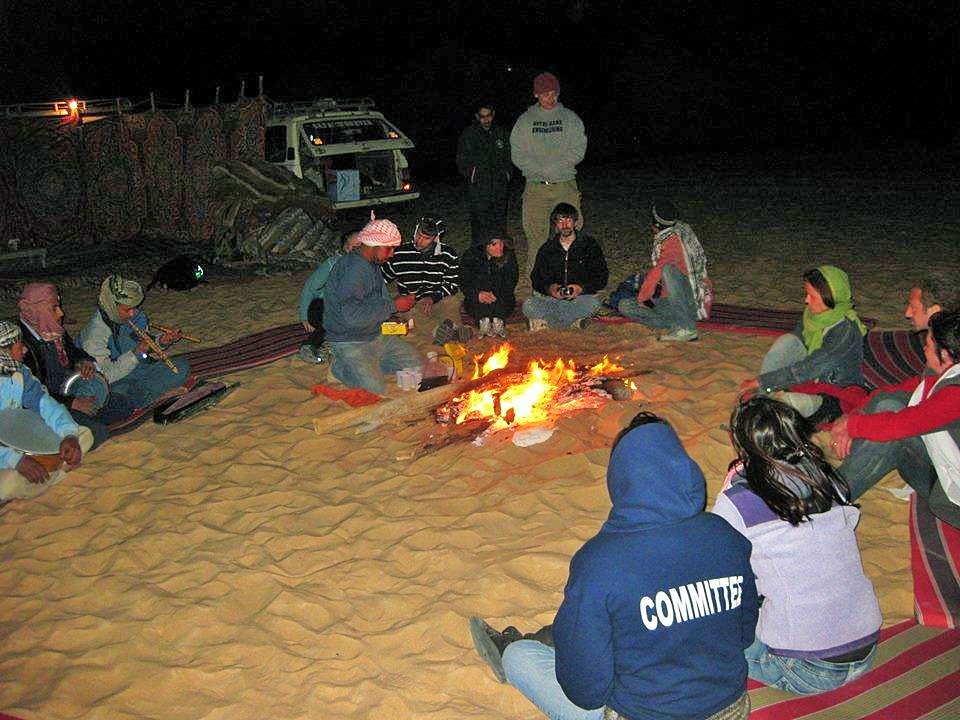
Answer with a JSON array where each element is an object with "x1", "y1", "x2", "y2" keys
[{"x1": 301, "y1": 118, "x2": 400, "y2": 147}]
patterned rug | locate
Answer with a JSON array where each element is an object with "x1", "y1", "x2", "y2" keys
[{"x1": 747, "y1": 620, "x2": 959, "y2": 719}]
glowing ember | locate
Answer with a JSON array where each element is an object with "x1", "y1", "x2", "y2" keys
[{"x1": 453, "y1": 344, "x2": 625, "y2": 428}]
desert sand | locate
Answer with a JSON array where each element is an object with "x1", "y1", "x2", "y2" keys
[{"x1": 0, "y1": 155, "x2": 957, "y2": 719}]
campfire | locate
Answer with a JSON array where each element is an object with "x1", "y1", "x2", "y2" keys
[{"x1": 435, "y1": 343, "x2": 635, "y2": 431}]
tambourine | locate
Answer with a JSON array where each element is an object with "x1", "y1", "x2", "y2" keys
[{"x1": 60, "y1": 371, "x2": 110, "y2": 411}]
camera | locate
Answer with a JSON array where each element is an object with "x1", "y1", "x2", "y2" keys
[{"x1": 559, "y1": 285, "x2": 575, "y2": 299}]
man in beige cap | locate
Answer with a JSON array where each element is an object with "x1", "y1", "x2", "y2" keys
[{"x1": 510, "y1": 71, "x2": 587, "y2": 278}]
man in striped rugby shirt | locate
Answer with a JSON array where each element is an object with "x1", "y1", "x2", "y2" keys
[{"x1": 381, "y1": 215, "x2": 472, "y2": 344}]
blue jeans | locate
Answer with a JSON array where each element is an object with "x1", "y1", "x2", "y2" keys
[
  {"x1": 522, "y1": 294, "x2": 601, "y2": 329},
  {"x1": 838, "y1": 392, "x2": 936, "y2": 500},
  {"x1": 110, "y1": 356, "x2": 191, "y2": 409},
  {"x1": 744, "y1": 638, "x2": 875, "y2": 695},
  {"x1": 327, "y1": 336, "x2": 422, "y2": 394},
  {"x1": 502, "y1": 641, "x2": 603, "y2": 720},
  {"x1": 617, "y1": 265, "x2": 697, "y2": 332},
  {"x1": 755, "y1": 333, "x2": 823, "y2": 415}
]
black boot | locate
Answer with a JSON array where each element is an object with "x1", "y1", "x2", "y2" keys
[{"x1": 469, "y1": 617, "x2": 523, "y2": 683}]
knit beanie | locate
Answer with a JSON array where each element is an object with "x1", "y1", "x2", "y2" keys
[{"x1": 533, "y1": 72, "x2": 560, "y2": 95}]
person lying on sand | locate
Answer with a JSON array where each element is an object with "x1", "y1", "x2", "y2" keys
[
  {"x1": 322, "y1": 214, "x2": 423, "y2": 394},
  {"x1": 522, "y1": 203, "x2": 608, "y2": 332},
  {"x1": 739, "y1": 265, "x2": 867, "y2": 418},
  {"x1": 298, "y1": 229, "x2": 361, "y2": 364},
  {"x1": 0, "y1": 321, "x2": 93, "y2": 504},
  {"x1": 829, "y1": 309, "x2": 960, "y2": 528},
  {"x1": 610, "y1": 199, "x2": 712, "y2": 343},
  {"x1": 714, "y1": 396, "x2": 881, "y2": 694},
  {"x1": 469, "y1": 412, "x2": 758, "y2": 720},
  {"x1": 18, "y1": 282, "x2": 134, "y2": 447},
  {"x1": 78, "y1": 274, "x2": 190, "y2": 412}
]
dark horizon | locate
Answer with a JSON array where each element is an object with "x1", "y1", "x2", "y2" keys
[{"x1": 2, "y1": 1, "x2": 958, "y2": 172}]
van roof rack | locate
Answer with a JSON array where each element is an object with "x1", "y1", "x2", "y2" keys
[
  {"x1": 0, "y1": 98, "x2": 133, "y2": 119},
  {"x1": 268, "y1": 97, "x2": 377, "y2": 118}
]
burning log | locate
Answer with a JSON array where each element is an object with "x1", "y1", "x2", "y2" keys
[{"x1": 312, "y1": 368, "x2": 512, "y2": 436}]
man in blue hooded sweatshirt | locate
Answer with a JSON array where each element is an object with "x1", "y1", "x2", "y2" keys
[{"x1": 470, "y1": 413, "x2": 759, "y2": 720}]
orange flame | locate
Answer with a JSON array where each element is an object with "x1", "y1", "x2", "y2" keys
[
  {"x1": 588, "y1": 355, "x2": 624, "y2": 375},
  {"x1": 455, "y1": 347, "x2": 624, "y2": 427},
  {"x1": 471, "y1": 342, "x2": 512, "y2": 379}
]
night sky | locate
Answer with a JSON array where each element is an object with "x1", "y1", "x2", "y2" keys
[{"x1": 2, "y1": 1, "x2": 958, "y2": 172}]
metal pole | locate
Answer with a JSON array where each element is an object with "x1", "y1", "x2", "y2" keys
[
  {"x1": 185, "y1": 89, "x2": 190, "y2": 111},
  {"x1": 258, "y1": 74, "x2": 264, "y2": 97},
  {"x1": 150, "y1": 92, "x2": 155, "y2": 113},
  {"x1": 215, "y1": 86, "x2": 220, "y2": 104}
]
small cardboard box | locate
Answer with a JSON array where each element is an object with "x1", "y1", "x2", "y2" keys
[{"x1": 325, "y1": 169, "x2": 360, "y2": 202}]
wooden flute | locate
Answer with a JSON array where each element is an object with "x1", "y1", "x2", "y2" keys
[{"x1": 127, "y1": 321, "x2": 179, "y2": 373}]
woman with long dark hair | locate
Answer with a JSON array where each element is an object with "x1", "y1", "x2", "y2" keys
[{"x1": 712, "y1": 395, "x2": 881, "y2": 694}]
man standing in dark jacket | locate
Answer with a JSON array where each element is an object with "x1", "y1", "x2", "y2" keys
[
  {"x1": 522, "y1": 203, "x2": 608, "y2": 330},
  {"x1": 469, "y1": 412, "x2": 758, "y2": 720},
  {"x1": 456, "y1": 103, "x2": 512, "y2": 245}
]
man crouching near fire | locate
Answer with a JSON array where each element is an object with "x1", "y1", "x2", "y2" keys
[{"x1": 469, "y1": 412, "x2": 759, "y2": 720}]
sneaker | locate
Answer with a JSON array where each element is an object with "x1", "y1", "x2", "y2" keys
[
  {"x1": 528, "y1": 318, "x2": 549, "y2": 333},
  {"x1": 659, "y1": 327, "x2": 699, "y2": 342},
  {"x1": 298, "y1": 343, "x2": 323, "y2": 363},
  {"x1": 454, "y1": 324, "x2": 474, "y2": 343},
  {"x1": 432, "y1": 319, "x2": 456, "y2": 345},
  {"x1": 477, "y1": 317, "x2": 491, "y2": 338},
  {"x1": 468, "y1": 617, "x2": 523, "y2": 683},
  {"x1": 491, "y1": 317, "x2": 506, "y2": 337},
  {"x1": 570, "y1": 317, "x2": 589, "y2": 330}
]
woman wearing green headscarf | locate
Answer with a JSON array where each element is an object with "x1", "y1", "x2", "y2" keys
[{"x1": 740, "y1": 266, "x2": 867, "y2": 417}]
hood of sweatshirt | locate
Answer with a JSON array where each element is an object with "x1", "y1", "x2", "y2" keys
[{"x1": 602, "y1": 422, "x2": 706, "y2": 533}]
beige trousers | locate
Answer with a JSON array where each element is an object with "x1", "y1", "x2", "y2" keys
[
  {"x1": 0, "y1": 426, "x2": 95, "y2": 501},
  {"x1": 521, "y1": 179, "x2": 583, "y2": 276},
  {"x1": 398, "y1": 295, "x2": 464, "y2": 338}
]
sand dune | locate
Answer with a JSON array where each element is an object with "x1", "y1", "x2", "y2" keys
[{"x1": 0, "y1": 157, "x2": 956, "y2": 718}]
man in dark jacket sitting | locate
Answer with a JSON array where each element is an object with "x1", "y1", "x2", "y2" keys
[
  {"x1": 522, "y1": 203, "x2": 608, "y2": 331},
  {"x1": 18, "y1": 283, "x2": 133, "y2": 448}
]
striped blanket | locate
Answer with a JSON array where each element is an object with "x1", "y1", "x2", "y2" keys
[
  {"x1": 105, "y1": 323, "x2": 308, "y2": 435},
  {"x1": 747, "y1": 620, "x2": 959, "y2": 719}
]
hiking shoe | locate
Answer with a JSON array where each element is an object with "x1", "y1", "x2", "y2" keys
[
  {"x1": 298, "y1": 343, "x2": 326, "y2": 364},
  {"x1": 491, "y1": 317, "x2": 506, "y2": 338},
  {"x1": 432, "y1": 319, "x2": 456, "y2": 345},
  {"x1": 528, "y1": 318, "x2": 549, "y2": 333},
  {"x1": 659, "y1": 327, "x2": 699, "y2": 342},
  {"x1": 469, "y1": 617, "x2": 523, "y2": 683},
  {"x1": 477, "y1": 317, "x2": 491, "y2": 338}
]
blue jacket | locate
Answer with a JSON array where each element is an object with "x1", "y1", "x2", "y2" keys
[
  {"x1": 758, "y1": 318, "x2": 865, "y2": 390},
  {"x1": 553, "y1": 423, "x2": 758, "y2": 719},
  {"x1": 322, "y1": 250, "x2": 395, "y2": 343},
  {"x1": 0, "y1": 367, "x2": 78, "y2": 470},
  {"x1": 299, "y1": 253, "x2": 342, "y2": 323}
]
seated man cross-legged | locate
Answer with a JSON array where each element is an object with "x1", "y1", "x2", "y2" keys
[
  {"x1": 79, "y1": 274, "x2": 190, "y2": 412},
  {"x1": 0, "y1": 321, "x2": 93, "y2": 504},
  {"x1": 523, "y1": 203, "x2": 608, "y2": 331},
  {"x1": 831, "y1": 309, "x2": 960, "y2": 527},
  {"x1": 323, "y1": 214, "x2": 423, "y2": 394},
  {"x1": 613, "y1": 199, "x2": 712, "y2": 342},
  {"x1": 470, "y1": 412, "x2": 758, "y2": 720}
]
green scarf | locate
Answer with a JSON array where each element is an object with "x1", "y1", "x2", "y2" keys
[{"x1": 801, "y1": 265, "x2": 867, "y2": 353}]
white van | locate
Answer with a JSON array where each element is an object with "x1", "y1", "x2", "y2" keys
[{"x1": 265, "y1": 97, "x2": 420, "y2": 210}]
